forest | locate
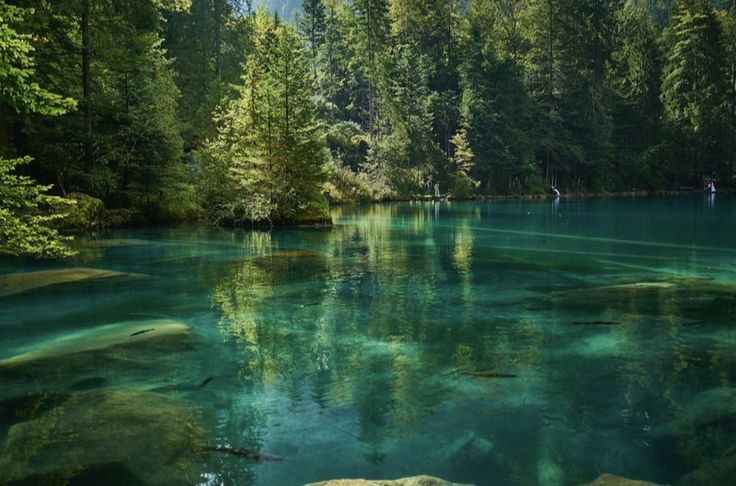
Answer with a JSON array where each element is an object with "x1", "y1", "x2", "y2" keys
[{"x1": 2, "y1": 0, "x2": 736, "y2": 257}]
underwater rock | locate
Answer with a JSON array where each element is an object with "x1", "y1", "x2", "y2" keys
[
  {"x1": 547, "y1": 276, "x2": 735, "y2": 323},
  {"x1": 250, "y1": 249, "x2": 322, "y2": 262},
  {"x1": 69, "y1": 376, "x2": 110, "y2": 391},
  {"x1": 670, "y1": 387, "x2": 736, "y2": 465},
  {"x1": 583, "y1": 473, "x2": 661, "y2": 485},
  {"x1": 306, "y1": 476, "x2": 470, "y2": 486},
  {"x1": 0, "y1": 389, "x2": 206, "y2": 484},
  {"x1": 673, "y1": 387, "x2": 736, "y2": 435},
  {"x1": 0, "y1": 267, "x2": 131, "y2": 298},
  {"x1": 677, "y1": 446, "x2": 736, "y2": 485},
  {"x1": 7, "y1": 461, "x2": 149, "y2": 486},
  {"x1": 0, "y1": 319, "x2": 192, "y2": 375},
  {"x1": 0, "y1": 392, "x2": 70, "y2": 427},
  {"x1": 434, "y1": 430, "x2": 494, "y2": 465},
  {"x1": 79, "y1": 238, "x2": 154, "y2": 248}
]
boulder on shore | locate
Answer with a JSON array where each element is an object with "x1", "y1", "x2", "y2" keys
[{"x1": 55, "y1": 192, "x2": 104, "y2": 232}]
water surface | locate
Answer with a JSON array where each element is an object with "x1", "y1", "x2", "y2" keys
[{"x1": 1, "y1": 197, "x2": 735, "y2": 485}]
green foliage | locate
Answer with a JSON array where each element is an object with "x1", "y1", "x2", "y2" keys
[
  {"x1": 0, "y1": 3, "x2": 76, "y2": 258},
  {"x1": 0, "y1": 157, "x2": 74, "y2": 258},
  {"x1": 662, "y1": 0, "x2": 726, "y2": 134},
  {"x1": 53, "y1": 192, "x2": 104, "y2": 232},
  {"x1": 4, "y1": 0, "x2": 736, "y2": 260},
  {"x1": 205, "y1": 10, "x2": 328, "y2": 225},
  {"x1": 448, "y1": 130, "x2": 479, "y2": 199},
  {"x1": 661, "y1": 0, "x2": 728, "y2": 180},
  {"x1": 0, "y1": 3, "x2": 76, "y2": 116}
]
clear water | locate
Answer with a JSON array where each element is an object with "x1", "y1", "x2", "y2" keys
[{"x1": 1, "y1": 197, "x2": 735, "y2": 485}]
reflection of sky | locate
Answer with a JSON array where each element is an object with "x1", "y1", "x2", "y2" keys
[{"x1": 1, "y1": 198, "x2": 735, "y2": 485}]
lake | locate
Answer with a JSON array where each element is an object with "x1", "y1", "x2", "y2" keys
[{"x1": 0, "y1": 196, "x2": 734, "y2": 485}]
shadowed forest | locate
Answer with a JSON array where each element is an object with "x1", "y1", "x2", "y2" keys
[{"x1": 2, "y1": 0, "x2": 736, "y2": 256}]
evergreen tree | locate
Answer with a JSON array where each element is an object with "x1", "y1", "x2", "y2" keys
[
  {"x1": 300, "y1": 0, "x2": 326, "y2": 79},
  {"x1": 661, "y1": 0, "x2": 727, "y2": 182},
  {"x1": 206, "y1": 10, "x2": 327, "y2": 224},
  {"x1": 459, "y1": 0, "x2": 535, "y2": 193}
]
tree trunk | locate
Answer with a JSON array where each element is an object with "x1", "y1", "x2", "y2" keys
[
  {"x1": 214, "y1": 0, "x2": 222, "y2": 79},
  {"x1": 0, "y1": 100, "x2": 7, "y2": 156},
  {"x1": 82, "y1": 0, "x2": 93, "y2": 174}
]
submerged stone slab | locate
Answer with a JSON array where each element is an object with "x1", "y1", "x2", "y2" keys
[
  {"x1": 79, "y1": 238, "x2": 154, "y2": 248},
  {"x1": 0, "y1": 319, "x2": 191, "y2": 372},
  {"x1": 0, "y1": 267, "x2": 130, "y2": 297},
  {"x1": 583, "y1": 473, "x2": 661, "y2": 486},
  {"x1": 306, "y1": 476, "x2": 470, "y2": 486},
  {"x1": 678, "y1": 447, "x2": 736, "y2": 486},
  {"x1": 0, "y1": 389, "x2": 206, "y2": 484},
  {"x1": 673, "y1": 387, "x2": 736, "y2": 434}
]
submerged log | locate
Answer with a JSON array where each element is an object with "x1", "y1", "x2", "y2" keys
[
  {"x1": 460, "y1": 371, "x2": 518, "y2": 378},
  {"x1": 203, "y1": 446, "x2": 283, "y2": 462}
]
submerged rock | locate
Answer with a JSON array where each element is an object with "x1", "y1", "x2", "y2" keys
[
  {"x1": 583, "y1": 473, "x2": 661, "y2": 485},
  {"x1": 306, "y1": 476, "x2": 469, "y2": 486},
  {"x1": 79, "y1": 238, "x2": 154, "y2": 248},
  {"x1": 673, "y1": 387, "x2": 736, "y2": 435},
  {"x1": 434, "y1": 430, "x2": 493, "y2": 465},
  {"x1": 0, "y1": 267, "x2": 130, "y2": 298},
  {"x1": 547, "y1": 276, "x2": 735, "y2": 322},
  {"x1": 249, "y1": 249, "x2": 323, "y2": 262},
  {"x1": 0, "y1": 319, "x2": 192, "y2": 376},
  {"x1": 0, "y1": 389, "x2": 206, "y2": 484},
  {"x1": 670, "y1": 387, "x2": 736, "y2": 465},
  {"x1": 678, "y1": 447, "x2": 736, "y2": 485}
]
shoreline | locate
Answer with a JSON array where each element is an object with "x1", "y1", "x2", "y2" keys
[{"x1": 371, "y1": 189, "x2": 730, "y2": 204}]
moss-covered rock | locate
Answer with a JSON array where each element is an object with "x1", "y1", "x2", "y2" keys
[
  {"x1": 55, "y1": 192, "x2": 104, "y2": 232},
  {"x1": 678, "y1": 448, "x2": 736, "y2": 485},
  {"x1": 0, "y1": 389, "x2": 206, "y2": 484}
]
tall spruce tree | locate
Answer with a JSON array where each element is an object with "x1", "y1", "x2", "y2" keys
[
  {"x1": 300, "y1": 0, "x2": 326, "y2": 80},
  {"x1": 661, "y1": 0, "x2": 727, "y2": 182},
  {"x1": 206, "y1": 9, "x2": 327, "y2": 224}
]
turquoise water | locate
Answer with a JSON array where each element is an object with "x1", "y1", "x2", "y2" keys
[{"x1": 1, "y1": 197, "x2": 735, "y2": 485}]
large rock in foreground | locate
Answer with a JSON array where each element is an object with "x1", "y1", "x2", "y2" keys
[
  {"x1": 306, "y1": 476, "x2": 470, "y2": 486},
  {"x1": 0, "y1": 389, "x2": 206, "y2": 485}
]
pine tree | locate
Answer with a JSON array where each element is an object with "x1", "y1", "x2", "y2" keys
[
  {"x1": 300, "y1": 0, "x2": 326, "y2": 80},
  {"x1": 206, "y1": 10, "x2": 327, "y2": 224},
  {"x1": 661, "y1": 0, "x2": 727, "y2": 181}
]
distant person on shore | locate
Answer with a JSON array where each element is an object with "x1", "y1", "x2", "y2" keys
[
  {"x1": 424, "y1": 179, "x2": 432, "y2": 195},
  {"x1": 551, "y1": 186, "x2": 560, "y2": 197},
  {"x1": 708, "y1": 181, "x2": 716, "y2": 193},
  {"x1": 434, "y1": 183, "x2": 441, "y2": 198}
]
